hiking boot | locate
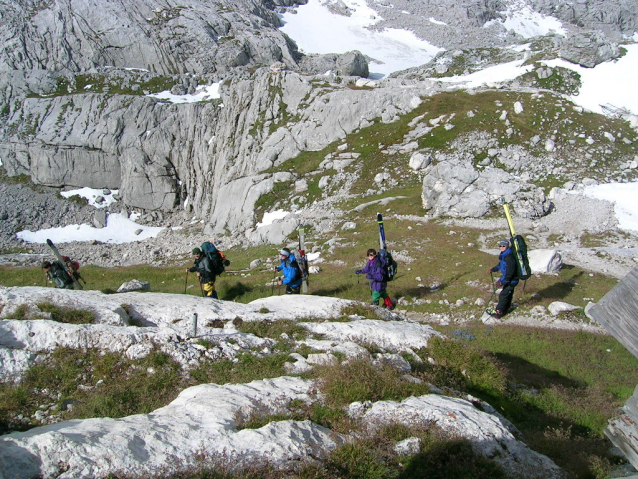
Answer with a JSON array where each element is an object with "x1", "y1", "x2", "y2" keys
[
  {"x1": 383, "y1": 297, "x2": 395, "y2": 310},
  {"x1": 486, "y1": 308, "x2": 503, "y2": 319}
]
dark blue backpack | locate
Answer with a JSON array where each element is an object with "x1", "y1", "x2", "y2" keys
[{"x1": 201, "y1": 241, "x2": 227, "y2": 276}]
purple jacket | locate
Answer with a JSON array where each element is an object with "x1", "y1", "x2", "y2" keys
[{"x1": 360, "y1": 256, "x2": 387, "y2": 292}]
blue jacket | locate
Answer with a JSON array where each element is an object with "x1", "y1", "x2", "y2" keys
[
  {"x1": 358, "y1": 257, "x2": 387, "y2": 292},
  {"x1": 277, "y1": 256, "x2": 302, "y2": 287},
  {"x1": 491, "y1": 248, "x2": 519, "y2": 285}
]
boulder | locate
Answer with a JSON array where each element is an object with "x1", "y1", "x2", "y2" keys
[
  {"x1": 548, "y1": 301, "x2": 582, "y2": 316},
  {"x1": 117, "y1": 280, "x2": 151, "y2": 293},
  {"x1": 529, "y1": 249, "x2": 562, "y2": 274},
  {"x1": 335, "y1": 50, "x2": 369, "y2": 78}
]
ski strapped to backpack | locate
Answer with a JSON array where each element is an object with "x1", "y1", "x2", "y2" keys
[
  {"x1": 46, "y1": 239, "x2": 83, "y2": 290},
  {"x1": 297, "y1": 225, "x2": 309, "y2": 293},
  {"x1": 501, "y1": 198, "x2": 531, "y2": 281},
  {"x1": 61, "y1": 255, "x2": 86, "y2": 284},
  {"x1": 376, "y1": 213, "x2": 398, "y2": 282},
  {"x1": 200, "y1": 241, "x2": 230, "y2": 276}
]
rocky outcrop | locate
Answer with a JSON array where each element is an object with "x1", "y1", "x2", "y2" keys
[
  {"x1": 300, "y1": 50, "x2": 369, "y2": 77},
  {"x1": 421, "y1": 160, "x2": 551, "y2": 219},
  {"x1": 0, "y1": 0, "x2": 299, "y2": 75},
  {"x1": 2, "y1": 91, "x2": 218, "y2": 211},
  {"x1": 560, "y1": 32, "x2": 621, "y2": 68},
  {"x1": 531, "y1": 0, "x2": 638, "y2": 38}
]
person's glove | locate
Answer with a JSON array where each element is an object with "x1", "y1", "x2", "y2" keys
[
  {"x1": 495, "y1": 280, "x2": 503, "y2": 288},
  {"x1": 355, "y1": 270, "x2": 362, "y2": 274}
]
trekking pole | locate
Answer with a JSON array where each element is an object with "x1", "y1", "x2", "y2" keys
[
  {"x1": 184, "y1": 270, "x2": 189, "y2": 294},
  {"x1": 271, "y1": 267, "x2": 276, "y2": 295},
  {"x1": 199, "y1": 280, "x2": 205, "y2": 297}
]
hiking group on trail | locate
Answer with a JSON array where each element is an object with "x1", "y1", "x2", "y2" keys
[{"x1": 40, "y1": 205, "x2": 530, "y2": 318}]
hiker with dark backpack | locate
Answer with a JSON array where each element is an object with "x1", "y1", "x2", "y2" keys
[
  {"x1": 355, "y1": 248, "x2": 394, "y2": 309},
  {"x1": 486, "y1": 239, "x2": 519, "y2": 319},
  {"x1": 42, "y1": 260, "x2": 74, "y2": 289},
  {"x1": 275, "y1": 248, "x2": 302, "y2": 294},
  {"x1": 186, "y1": 247, "x2": 218, "y2": 299}
]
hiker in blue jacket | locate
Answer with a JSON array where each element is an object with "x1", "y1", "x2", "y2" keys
[
  {"x1": 355, "y1": 248, "x2": 394, "y2": 309},
  {"x1": 275, "y1": 248, "x2": 302, "y2": 294},
  {"x1": 487, "y1": 239, "x2": 518, "y2": 318}
]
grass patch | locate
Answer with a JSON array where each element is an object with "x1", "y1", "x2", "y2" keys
[
  {"x1": 238, "y1": 319, "x2": 308, "y2": 341},
  {"x1": 36, "y1": 301, "x2": 94, "y2": 324},
  {"x1": 145, "y1": 423, "x2": 508, "y2": 479},
  {"x1": 189, "y1": 353, "x2": 290, "y2": 385},
  {"x1": 315, "y1": 359, "x2": 430, "y2": 407},
  {"x1": 433, "y1": 324, "x2": 638, "y2": 478},
  {"x1": 0, "y1": 347, "x2": 183, "y2": 434}
]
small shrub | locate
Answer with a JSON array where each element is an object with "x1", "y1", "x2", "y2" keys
[
  {"x1": 7, "y1": 304, "x2": 30, "y2": 320},
  {"x1": 259, "y1": 307, "x2": 269, "y2": 313},
  {"x1": 36, "y1": 302, "x2": 94, "y2": 324},
  {"x1": 315, "y1": 359, "x2": 429, "y2": 407}
]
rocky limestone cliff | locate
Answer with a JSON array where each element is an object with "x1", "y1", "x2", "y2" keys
[{"x1": 0, "y1": 0, "x2": 637, "y2": 243}]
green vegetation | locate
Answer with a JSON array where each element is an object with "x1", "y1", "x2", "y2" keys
[
  {"x1": 28, "y1": 73, "x2": 178, "y2": 99},
  {"x1": 0, "y1": 348, "x2": 183, "y2": 434},
  {"x1": 253, "y1": 88, "x2": 637, "y2": 220},
  {"x1": 190, "y1": 353, "x2": 290, "y2": 385},
  {"x1": 36, "y1": 302, "x2": 95, "y2": 324}
]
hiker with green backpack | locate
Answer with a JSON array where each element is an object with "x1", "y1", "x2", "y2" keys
[
  {"x1": 486, "y1": 239, "x2": 519, "y2": 319},
  {"x1": 186, "y1": 247, "x2": 218, "y2": 299}
]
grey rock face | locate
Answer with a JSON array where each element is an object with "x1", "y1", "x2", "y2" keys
[
  {"x1": 0, "y1": 0, "x2": 299, "y2": 75},
  {"x1": 531, "y1": 0, "x2": 638, "y2": 38},
  {"x1": 3, "y1": 92, "x2": 217, "y2": 211},
  {"x1": 300, "y1": 51, "x2": 369, "y2": 77},
  {"x1": 421, "y1": 161, "x2": 550, "y2": 219},
  {"x1": 560, "y1": 32, "x2": 621, "y2": 68}
]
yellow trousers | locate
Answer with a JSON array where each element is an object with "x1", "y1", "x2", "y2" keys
[{"x1": 203, "y1": 281, "x2": 216, "y2": 297}]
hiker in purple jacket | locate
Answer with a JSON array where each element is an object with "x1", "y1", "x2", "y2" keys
[{"x1": 355, "y1": 248, "x2": 394, "y2": 309}]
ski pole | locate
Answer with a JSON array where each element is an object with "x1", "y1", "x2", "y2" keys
[
  {"x1": 271, "y1": 266, "x2": 277, "y2": 295},
  {"x1": 184, "y1": 270, "x2": 189, "y2": 294}
]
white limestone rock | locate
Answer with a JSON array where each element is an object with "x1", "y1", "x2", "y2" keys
[
  {"x1": 349, "y1": 394, "x2": 564, "y2": 478},
  {"x1": 548, "y1": 301, "x2": 582, "y2": 316},
  {"x1": 300, "y1": 320, "x2": 443, "y2": 351},
  {"x1": 0, "y1": 377, "x2": 340, "y2": 479},
  {"x1": 528, "y1": 249, "x2": 562, "y2": 274}
]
